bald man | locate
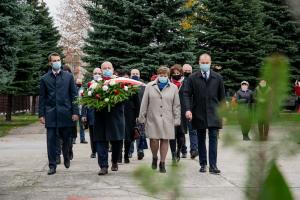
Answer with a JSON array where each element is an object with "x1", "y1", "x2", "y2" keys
[
  {"x1": 182, "y1": 64, "x2": 193, "y2": 78},
  {"x1": 93, "y1": 61, "x2": 125, "y2": 175},
  {"x1": 181, "y1": 64, "x2": 198, "y2": 159},
  {"x1": 183, "y1": 54, "x2": 225, "y2": 174}
]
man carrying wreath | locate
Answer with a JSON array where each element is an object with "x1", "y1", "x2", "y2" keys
[{"x1": 93, "y1": 61, "x2": 125, "y2": 175}]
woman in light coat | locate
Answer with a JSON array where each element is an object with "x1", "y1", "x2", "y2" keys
[{"x1": 139, "y1": 66, "x2": 181, "y2": 173}]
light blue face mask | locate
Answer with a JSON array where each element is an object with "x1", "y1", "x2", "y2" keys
[
  {"x1": 199, "y1": 64, "x2": 211, "y2": 72},
  {"x1": 158, "y1": 76, "x2": 168, "y2": 84},
  {"x1": 103, "y1": 70, "x2": 113, "y2": 77},
  {"x1": 52, "y1": 61, "x2": 61, "y2": 71}
]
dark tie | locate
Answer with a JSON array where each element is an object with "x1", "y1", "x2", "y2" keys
[{"x1": 203, "y1": 72, "x2": 207, "y2": 81}]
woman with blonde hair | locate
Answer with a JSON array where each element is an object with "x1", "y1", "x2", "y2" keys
[{"x1": 139, "y1": 66, "x2": 181, "y2": 173}]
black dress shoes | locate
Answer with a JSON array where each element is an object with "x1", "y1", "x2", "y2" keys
[
  {"x1": 199, "y1": 165, "x2": 207, "y2": 173},
  {"x1": 80, "y1": 140, "x2": 88, "y2": 144},
  {"x1": 90, "y1": 153, "x2": 96, "y2": 158},
  {"x1": 98, "y1": 168, "x2": 108, "y2": 175},
  {"x1": 111, "y1": 163, "x2": 118, "y2": 171},
  {"x1": 47, "y1": 168, "x2": 56, "y2": 175},
  {"x1": 209, "y1": 166, "x2": 221, "y2": 174},
  {"x1": 137, "y1": 152, "x2": 144, "y2": 160},
  {"x1": 190, "y1": 151, "x2": 199, "y2": 159},
  {"x1": 152, "y1": 157, "x2": 158, "y2": 170},
  {"x1": 64, "y1": 160, "x2": 70, "y2": 169},
  {"x1": 159, "y1": 162, "x2": 166, "y2": 173}
]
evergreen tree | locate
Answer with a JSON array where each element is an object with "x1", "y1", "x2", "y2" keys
[
  {"x1": 28, "y1": 0, "x2": 61, "y2": 73},
  {"x1": 84, "y1": 0, "x2": 195, "y2": 79},
  {"x1": 195, "y1": 0, "x2": 274, "y2": 89},
  {"x1": 0, "y1": 0, "x2": 23, "y2": 94},
  {"x1": 12, "y1": 2, "x2": 44, "y2": 96},
  {"x1": 262, "y1": 0, "x2": 300, "y2": 80}
]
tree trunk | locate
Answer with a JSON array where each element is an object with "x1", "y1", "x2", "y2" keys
[
  {"x1": 5, "y1": 94, "x2": 13, "y2": 121},
  {"x1": 31, "y1": 95, "x2": 37, "y2": 115}
]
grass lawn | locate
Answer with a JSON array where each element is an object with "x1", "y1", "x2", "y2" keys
[{"x1": 0, "y1": 114, "x2": 38, "y2": 137}]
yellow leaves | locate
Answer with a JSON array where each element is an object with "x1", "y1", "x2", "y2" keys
[
  {"x1": 184, "y1": 0, "x2": 197, "y2": 8},
  {"x1": 181, "y1": 16, "x2": 193, "y2": 30}
]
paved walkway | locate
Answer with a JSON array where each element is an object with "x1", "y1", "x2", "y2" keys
[{"x1": 0, "y1": 123, "x2": 299, "y2": 200}]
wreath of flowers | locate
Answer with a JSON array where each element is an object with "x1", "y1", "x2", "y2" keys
[{"x1": 77, "y1": 77, "x2": 140, "y2": 112}]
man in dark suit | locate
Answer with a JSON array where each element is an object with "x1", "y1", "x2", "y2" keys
[
  {"x1": 184, "y1": 53, "x2": 225, "y2": 174},
  {"x1": 93, "y1": 61, "x2": 125, "y2": 175},
  {"x1": 39, "y1": 52, "x2": 79, "y2": 175}
]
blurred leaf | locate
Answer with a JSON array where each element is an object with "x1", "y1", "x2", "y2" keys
[{"x1": 258, "y1": 161, "x2": 294, "y2": 200}]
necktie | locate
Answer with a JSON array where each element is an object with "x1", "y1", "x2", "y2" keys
[{"x1": 203, "y1": 72, "x2": 207, "y2": 81}]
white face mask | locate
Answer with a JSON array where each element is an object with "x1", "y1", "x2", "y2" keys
[
  {"x1": 93, "y1": 74, "x2": 101, "y2": 81},
  {"x1": 241, "y1": 85, "x2": 248, "y2": 91}
]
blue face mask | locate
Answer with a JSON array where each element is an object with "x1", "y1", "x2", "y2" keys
[
  {"x1": 103, "y1": 70, "x2": 113, "y2": 77},
  {"x1": 200, "y1": 64, "x2": 211, "y2": 72},
  {"x1": 158, "y1": 76, "x2": 168, "y2": 84},
  {"x1": 131, "y1": 75, "x2": 140, "y2": 81},
  {"x1": 52, "y1": 61, "x2": 61, "y2": 71}
]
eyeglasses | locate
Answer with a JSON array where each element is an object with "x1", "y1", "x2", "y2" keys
[{"x1": 93, "y1": 73, "x2": 101, "y2": 75}]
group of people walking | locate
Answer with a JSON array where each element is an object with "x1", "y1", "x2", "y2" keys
[{"x1": 39, "y1": 52, "x2": 246, "y2": 176}]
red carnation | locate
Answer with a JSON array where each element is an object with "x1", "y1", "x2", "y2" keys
[
  {"x1": 81, "y1": 92, "x2": 84, "y2": 97},
  {"x1": 114, "y1": 89, "x2": 120, "y2": 95},
  {"x1": 87, "y1": 82, "x2": 93, "y2": 88},
  {"x1": 95, "y1": 94, "x2": 101, "y2": 99},
  {"x1": 121, "y1": 83, "x2": 125, "y2": 88}
]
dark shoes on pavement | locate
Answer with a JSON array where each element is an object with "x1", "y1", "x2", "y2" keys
[
  {"x1": 90, "y1": 153, "x2": 96, "y2": 158},
  {"x1": 111, "y1": 163, "x2": 118, "y2": 171},
  {"x1": 137, "y1": 152, "x2": 144, "y2": 160},
  {"x1": 64, "y1": 159, "x2": 70, "y2": 169},
  {"x1": 152, "y1": 157, "x2": 158, "y2": 170},
  {"x1": 98, "y1": 168, "x2": 108, "y2": 175},
  {"x1": 209, "y1": 166, "x2": 221, "y2": 174},
  {"x1": 159, "y1": 162, "x2": 166, "y2": 173},
  {"x1": 199, "y1": 165, "x2": 207, "y2": 173},
  {"x1": 243, "y1": 135, "x2": 251, "y2": 141},
  {"x1": 199, "y1": 165, "x2": 221, "y2": 174},
  {"x1": 190, "y1": 151, "x2": 199, "y2": 159},
  {"x1": 181, "y1": 153, "x2": 187, "y2": 158},
  {"x1": 47, "y1": 168, "x2": 56, "y2": 175},
  {"x1": 80, "y1": 140, "x2": 88, "y2": 144}
]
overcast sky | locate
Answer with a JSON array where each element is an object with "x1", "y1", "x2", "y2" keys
[{"x1": 44, "y1": 0, "x2": 61, "y2": 25}]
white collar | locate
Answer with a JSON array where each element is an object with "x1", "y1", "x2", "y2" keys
[
  {"x1": 52, "y1": 69, "x2": 61, "y2": 75},
  {"x1": 201, "y1": 70, "x2": 210, "y2": 77}
]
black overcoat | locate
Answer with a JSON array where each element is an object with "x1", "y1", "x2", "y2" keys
[
  {"x1": 183, "y1": 70, "x2": 225, "y2": 129},
  {"x1": 38, "y1": 70, "x2": 79, "y2": 128},
  {"x1": 93, "y1": 103, "x2": 125, "y2": 141}
]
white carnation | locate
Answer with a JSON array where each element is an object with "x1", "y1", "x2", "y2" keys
[
  {"x1": 91, "y1": 82, "x2": 98, "y2": 89},
  {"x1": 102, "y1": 85, "x2": 109, "y2": 91},
  {"x1": 88, "y1": 91, "x2": 92, "y2": 96},
  {"x1": 109, "y1": 80, "x2": 116, "y2": 86},
  {"x1": 104, "y1": 98, "x2": 109, "y2": 102},
  {"x1": 124, "y1": 86, "x2": 128, "y2": 91}
]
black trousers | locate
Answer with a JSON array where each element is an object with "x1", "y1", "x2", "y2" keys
[
  {"x1": 88, "y1": 125, "x2": 96, "y2": 154},
  {"x1": 119, "y1": 139, "x2": 132, "y2": 159},
  {"x1": 47, "y1": 127, "x2": 72, "y2": 169},
  {"x1": 169, "y1": 126, "x2": 185, "y2": 154},
  {"x1": 96, "y1": 140, "x2": 122, "y2": 168}
]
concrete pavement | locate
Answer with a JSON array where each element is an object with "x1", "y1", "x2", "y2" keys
[{"x1": 0, "y1": 123, "x2": 300, "y2": 200}]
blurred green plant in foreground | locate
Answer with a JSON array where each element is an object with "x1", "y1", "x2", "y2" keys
[
  {"x1": 219, "y1": 54, "x2": 300, "y2": 200},
  {"x1": 133, "y1": 164, "x2": 182, "y2": 200}
]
